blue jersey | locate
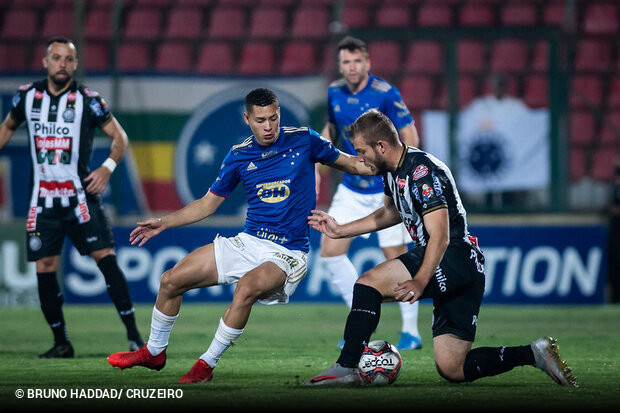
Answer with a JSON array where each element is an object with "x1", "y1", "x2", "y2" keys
[
  {"x1": 327, "y1": 73, "x2": 414, "y2": 194},
  {"x1": 209, "y1": 126, "x2": 340, "y2": 253}
]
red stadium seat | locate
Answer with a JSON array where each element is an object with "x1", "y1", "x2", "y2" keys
[
  {"x1": 1, "y1": 9, "x2": 39, "y2": 40},
  {"x1": 196, "y1": 42, "x2": 234, "y2": 74},
  {"x1": 10, "y1": 0, "x2": 48, "y2": 9},
  {"x1": 155, "y1": 42, "x2": 193, "y2": 73},
  {"x1": 42, "y1": 9, "x2": 74, "y2": 39},
  {"x1": 176, "y1": 0, "x2": 216, "y2": 6},
  {"x1": 574, "y1": 40, "x2": 612, "y2": 73},
  {"x1": 601, "y1": 111, "x2": 620, "y2": 144},
  {"x1": 367, "y1": 40, "x2": 401, "y2": 78},
  {"x1": 342, "y1": 7, "x2": 370, "y2": 29},
  {"x1": 84, "y1": 8, "x2": 112, "y2": 41},
  {"x1": 570, "y1": 76, "x2": 603, "y2": 109},
  {"x1": 0, "y1": 44, "x2": 29, "y2": 72},
  {"x1": 531, "y1": 41, "x2": 548, "y2": 72},
  {"x1": 322, "y1": 44, "x2": 337, "y2": 74},
  {"x1": 482, "y1": 75, "x2": 518, "y2": 97},
  {"x1": 608, "y1": 77, "x2": 620, "y2": 107},
  {"x1": 570, "y1": 111, "x2": 595, "y2": 145},
  {"x1": 457, "y1": 40, "x2": 485, "y2": 73},
  {"x1": 591, "y1": 148, "x2": 616, "y2": 181},
  {"x1": 133, "y1": 0, "x2": 173, "y2": 8},
  {"x1": 30, "y1": 45, "x2": 47, "y2": 71},
  {"x1": 489, "y1": 39, "x2": 527, "y2": 73},
  {"x1": 123, "y1": 9, "x2": 163, "y2": 41},
  {"x1": 405, "y1": 41, "x2": 443, "y2": 74},
  {"x1": 417, "y1": 5, "x2": 452, "y2": 27},
  {"x1": 459, "y1": 4, "x2": 494, "y2": 26},
  {"x1": 291, "y1": 7, "x2": 329, "y2": 38},
  {"x1": 117, "y1": 43, "x2": 151, "y2": 71},
  {"x1": 501, "y1": 4, "x2": 537, "y2": 26},
  {"x1": 437, "y1": 76, "x2": 477, "y2": 108},
  {"x1": 569, "y1": 149, "x2": 586, "y2": 182},
  {"x1": 583, "y1": 3, "x2": 618, "y2": 35},
  {"x1": 400, "y1": 75, "x2": 434, "y2": 111},
  {"x1": 543, "y1": 4, "x2": 574, "y2": 28},
  {"x1": 280, "y1": 41, "x2": 318, "y2": 75},
  {"x1": 83, "y1": 42, "x2": 109, "y2": 72},
  {"x1": 165, "y1": 7, "x2": 203, "y2": 40},
  {"x1": 523, "y1": 76, "x2": 548, "y2": 108},
  {"x1": 376, "y1": 4, "x2": 412, "y2": 28},
  {"x1": 238, "y1": 42, "x2": 275, "y2": 75},
  {"x1": 249, "y1": 7, "x2": 287, "y2": 38},
  {"x1": 207, "y1": 7, "x2": 245, "y2": 39}
]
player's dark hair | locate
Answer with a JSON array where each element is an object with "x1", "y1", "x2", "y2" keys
[
  {"x1": 350, "y1": 109, "x2": 399, "y2": 146},
  {"x1": 245, "y1": 88, "x2": 278, "y2": 113},
  {"x1": 337, "y1": 36, "x2": 368, "y2": 57},
  {"x1": 45, "y1": 37, "x2": 76, "y2": 54}
]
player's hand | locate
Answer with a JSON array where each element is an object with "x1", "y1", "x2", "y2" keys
[
  {"x1": 394, "y1": 278, "x2": 425, "y2": 304},
  {"x1": 129, "y1": 218, "x2": 165, "y2": 247},
  {"x1": 308, "y1": 209, "x2": 342, "y2": 238},
  {"x1": 84, "y1": 166, "x2": 111, "y2": 194}
]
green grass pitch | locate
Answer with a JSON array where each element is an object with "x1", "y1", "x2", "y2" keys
[{"x1": 1, "y1": 302, "x2": 619, "y2": 412}]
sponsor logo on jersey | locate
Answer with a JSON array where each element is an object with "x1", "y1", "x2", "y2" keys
[
  {"x1": 76, "y1": 201, "x2": 91, "y2": 223},
  {"x1": 89, "y1": 99, "x2": 104, "y2": 117},
  {"x1": 246, "y1": 162, "x2": 257, "y2": 171},
  {"x1": 39, "y1": 180, "x2": 76, "y2": 198},
  {"x1": 256, "y1": 180, "x2": 290, "y2": 203},
  {"x1": 434, "y1": 266, "x2": 447, "y2": 293},
  {"x1": 432, "y1": 174, "x2": 443, "y2": 196},
  {"x1": 26, "y1": 206, "x2": 41, "y2": 231},
  {"x1": 35, "y1": 136, "x2": 72, "y2": 165},
  {"x1": 412, "y1": 164, "x2": 428, "y2": 180},
  {"x1": 396, "y1": 178, "x2": 406, "y2": 190},
  {"x1": 33, "y1": 122, "x2": 70, "y2": 136},
  {"x1": 421, "y1": 184, "x2": 434, "y2": 201}
]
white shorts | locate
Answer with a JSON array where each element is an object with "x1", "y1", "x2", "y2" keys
[
  {"x1": 213, "y1": 232, "x2": 308, "y2": 305},
  {"x1": 327, "y1": 184, "x2": 411, "y2": 248}
]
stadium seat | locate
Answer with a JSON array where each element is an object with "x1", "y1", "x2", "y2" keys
[
  {"x1": 523, "y1": 75, "x2": 548, "y2": 108},
  {"x1": 0, "y1": 44, "x2": 29, "y2": 72},
  {"x1": 164, "y1": 7, "x2": 203, "y2": 40},
  {"x1": 367, "y1": 40, "x2": 401, "y2": 78},
  {"x1": 531, "y1": 41, "x2": 548, "y2": 72},
  {"x1": 322, "y1": 45, "x2": 337, "y2": 74},
  {"x1": 10, "y1": 0, "x2": 48, "y2": 9},
  {"x1": 591, "y1": 148, "x2": 616, "y2": 181},
  {"x1": 1, "y1": 9, "x2": 38, "y2": 40},
  {"x1": 42, "y1": 9, "x2": 74, "y2": 39},
  {"x1": 417, "y1": 5, "x2": 452, "y2": 27},
  {"x1": 30, "y1": 44, "x2": 47, "y2": 71},
  {"x1": 176, "y1": 0, "x2": 216, "y2": 6},
  {"x1": 601, "y1": 111, "x2": 620, "y2": 144},
  {"x1": 543, "y1": 4, "x2": 573, "y2": 28},
  {"x1": 155, "y1": 42, "x2": 193, "y2": 73},
  {"x1": 238, "y1": 42, "x2": 275, "y2": 75},
  {"x1": 249, "y1": 7, "x2": 287, "y2": 38},
  {"x1": 399, "y1": 75, "x2": 434, "y2": 111},
  {"x1": 342, "y1": 7, "x2": 370, "y2": 29},
  {"x1": 482, "y1": 75, "x2": 518, "y2": 97},
  {"x1": 83, "y1": 42, "x2": 109, "y2": 72},
  {"x1": 280, "y1": 41, "x2": 318, "y2": 75},
  {"x1": 291, "y1": 7, "x2": 329, "y2": 38},
  {"x1": 574, "y1": 39, "x2": 612, "y2": 73},
  {"x1": 196, "y1": 42, "x2": 234, "y2": 74},
  {"x1": 459, "y1": 4, "x2": 494, "y2": 26},
  {"x1": 501, "y1": 4, "x2": 537, "y2": 26},
  {"x1": 583, "y1": 3, "x2": 618, "y2": 35},
  {"x1": 259, "y1": 0, "x2": 296, "y2": 6},
  {"x1": 608, "y1": 77, "x2": 620, "y2": 107},
  {"x1": 133, "y1": 0, "x2": 173, "y2": 8},
  {"x1": 570, "y1": 111, "x2": 595, "y2": 145},
  {"x1": 123, "y1": 8, "x2": 163, "y2": 41},
  {"x1": 437, "y1": 76, "x2": 477, "y2": 108},
  {"x1": 489, "y1": 39, "x2": 527, "y2": 73},
  {"x1": 84, "y1": 8, "x2": 112, "y2": 41},
  {"x1": 405, "y1": 41, "x2": 443, "y2": 74},
  {"x1": 457, "y1": 40, "x2": 485, "y2": 73},
  {"x1": 570, "y1": 76, "x2": 603, "y2": 109},
  {"x1": 569, "y1": 149, "x2": 586, "y2": 182},
  {"x1": 207, "y1": 7, "x2": 245, "y2": 39},
  {"x1": 376, "y1": 4, "x2": 412, "y2": 28},
  {"x1": 117, "y1": 43, "x2": 151, "y2": 71}
]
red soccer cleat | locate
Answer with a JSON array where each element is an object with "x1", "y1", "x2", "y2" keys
[
  {"x1": 107, "y1": 343, "x2": 166, "y2": 371},
  {"x1": 178, "y1": 359, "x2": 214, "y2": 383}
]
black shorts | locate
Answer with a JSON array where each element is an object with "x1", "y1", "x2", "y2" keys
[
  {"x1": 397, "y1": 241, "x2": 485, "y2": 342},
  {"x1": 26, "y1": 195, "x2": 115, "y2": 261}
]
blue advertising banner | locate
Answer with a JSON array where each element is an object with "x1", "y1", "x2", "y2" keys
[{"x1": 63, "y1": 224, "x2": 607, "y2": 305}]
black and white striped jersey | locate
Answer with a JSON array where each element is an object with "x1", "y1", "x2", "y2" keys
[
  {"x1": 10, "y1": 79, "x2": 112, "y2": 217},
  {"x1": 383, "y1": 146, "x2": 470, "y2": 247}
]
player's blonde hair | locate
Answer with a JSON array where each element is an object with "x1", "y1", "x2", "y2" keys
[{"x1": 350, "y1": 109, "x2": 399, "y2": 146}]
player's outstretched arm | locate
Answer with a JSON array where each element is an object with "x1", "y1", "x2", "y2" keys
[
  {"x1": 130, "y1": 191, "x2": 225, "y2": 246},
  {"x1": 329, "y1": 152, "x2": 374, "y2": 176}
]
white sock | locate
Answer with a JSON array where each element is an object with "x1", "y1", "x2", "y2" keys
[
  {"x1": 399, "y1": 300, "x2": 420, "y2": 337},
  {"x1": 320, "y1": 255, "x2": 358, "y2": 309},
  {"x1": 146, "y1": 306, "x2": 178, "y2": 356},
  {"x1": 200, "y1": 318, "x2": 244, "y2": 367}
]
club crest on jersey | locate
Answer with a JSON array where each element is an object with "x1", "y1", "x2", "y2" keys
[
  {"x1": 422, "y1": 184, "x2": 434, "y2": 201},
  {"x1": 256, "y1": 180, "x2": 290, "y2": 203},
  {"x1": 412, "y1": 164, "x2": 428, "y2": 180}
]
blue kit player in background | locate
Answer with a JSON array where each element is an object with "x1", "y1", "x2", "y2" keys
[
  {"x1": 107, "y1": 88, "x2": 373, "y2": 383},
  {"x1": 318, "y1": 36, "x2": 423, "y2": 350}
]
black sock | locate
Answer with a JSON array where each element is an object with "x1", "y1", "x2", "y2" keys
[
  {"x1": 36, "y1": 272, "x2": 70, "y2": 346},
  {"x1": 97, "y1": 254, "x2": 141, "y2": 342},
  {"x1": 337, "y1": 284, "x2": 383, "y2": 368},
  {"x1": 463, "y1": 345, "x2": 536, "y2": 382}
]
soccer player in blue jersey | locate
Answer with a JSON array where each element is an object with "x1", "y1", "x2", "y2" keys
[
  {"x1": 107, "y1": 88, "x2": 372, "y2": 383},
  {"x1": 319, "y1": 36, "x2": 423, "y2": 350}
]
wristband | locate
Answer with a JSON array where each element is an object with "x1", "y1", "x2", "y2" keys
[{"x1": 102, "y1": 158, "x2": 117, "y2": 173}]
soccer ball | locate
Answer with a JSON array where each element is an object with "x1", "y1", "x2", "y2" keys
[{"x1": 357, "y1": 340, "x2": 402, "y2": 385}]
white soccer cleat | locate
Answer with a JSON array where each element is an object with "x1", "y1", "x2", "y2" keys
[
  {"x1": 531, "y1": 337, "x2": 578, "y2": 388},
  {"x1": 301, "y1": 362, "x2": 361, "y2": 386}
]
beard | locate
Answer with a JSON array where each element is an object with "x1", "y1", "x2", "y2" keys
[
  {"x1": 368, "y1": 158, "x2": 390, "y2": 175},
  {"x1": 50, "y1": 72, "x2": 72, "y2": 89}
]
